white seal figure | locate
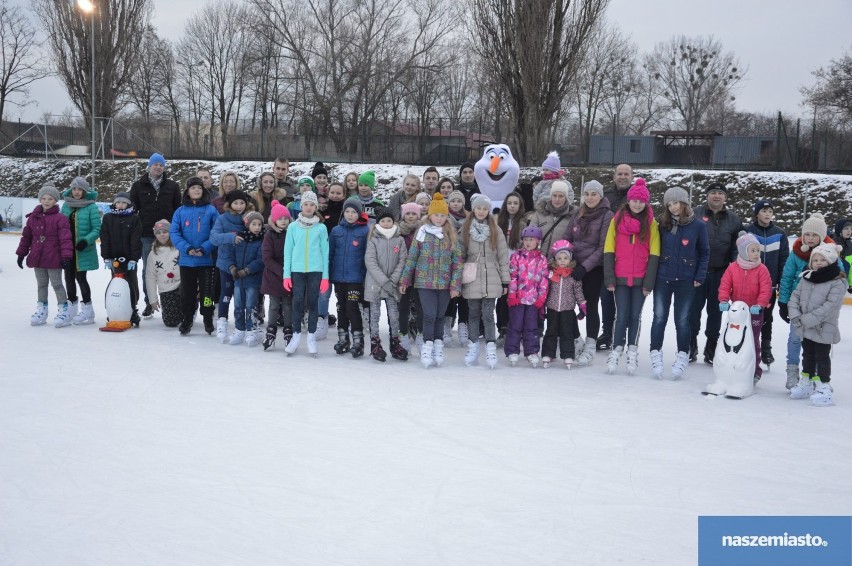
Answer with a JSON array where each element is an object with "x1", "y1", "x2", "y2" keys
[{"x1": 704, "y1": 301, "x2": 756, "y2": 399}]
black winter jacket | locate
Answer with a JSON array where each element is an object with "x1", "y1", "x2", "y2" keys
[
  {"x1": 604, "y1": 183, "x2": 629, "y2": 213},
  {"x1": 129, "y1": 173, "x2": 182, "y2": 237},
  {"x1": 694, "y1": 205, "x2": 743, "y2": 270},
  {"x1": 100, "y1": 210, "x2": 143, "y2": 261}
]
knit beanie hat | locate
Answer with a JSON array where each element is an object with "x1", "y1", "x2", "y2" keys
[
  {"x1": 153, "y1": 219, "x2": 171, "y2": 233},
  {"x1": 706, "y1": 182, "x2": 727, "y2": 193},
  {"x1": 753, "y1": 198, "x2": 773, "y2": 217},
  {"x1": 541, "y1": 151, "x2": 561, "y2": 173},
  {"x1": 358, "y1": 170, "x2": 376, "y2": 190},
  {"x1": 810, "y1": 243, "x2": 841, "y2": 267},
  {"x1": 736, "y1": 231, "x2": 759, "y2": 260},
  {"x1": 297, "y1": 175, "x2": 316, "y2": 191},
  {"x1": 447, "y1": 190, "x2": 465, "y2": 204},
  {"x1": 342, "y1": 198, "x2": 363, "y2": 216},
  {"x1": 243, "y1": 211, "x2": 264, "y2": 227},
  {"x1": 550, "y1": 180, "x2": 574, "y2": 203},
  {"x1": 549, "y1": 239, "x2": 573, "y2": 260},
  {"x1": 459, "y1": 162, "x2": 474, "y2": 176},
  {"x1": 225, "y1": 190, "x2": 250, "y2": 205},
  {"x1": 185, "y1": 176, "x2": 203, "y2": 191},
  {"x1": 113, "y1": 191, "x2": 132, "y2": 206},
  {"x1": 311, "y1": 161, "x2": 328, "y2": 179},
  {"x1": 626, "y1": 178, "x2": 650, "y2": 204},
  {"x1": 663, "y1": 186, "x2": 690, "y2": 206},
  {"x1": 401, "y1": 202, "x2": 421, "y2": 217},
  {"x1": 37, "y1": 183, "x2": 61, "y2": 201},
  {"x1": 801, "y1": 213, "x2": 827, "y2": 250},
  {"x1": 376, "y1": 210, "x2": 395, "y2": 224},
  {"x1": 415, "y1": 192, "x2": 432, "y2": 205},
  {"x1": 428, "y1": 193, "x2": 449, "y2": 215},
  {"x1": 69, "y1": 176, "x2": 90, "y2": 191},
  {"x1": 301, "y1": 191, "x2": 319, "y2": 207},
  {"x1": 581, "y1": 180, "x2": 605, "y2": 199},
  {"x1": 147, "y1": 153, "x2": 166, "y2": 168},
  {"x1": 269, "y1": 200, "x2": 291, "y2": 223},
  {"x1": 470, "y1": 193, "x2": 492, "y2": 211}
]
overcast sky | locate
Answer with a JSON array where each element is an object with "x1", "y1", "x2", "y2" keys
[{"x1": 7, "y1": 0, "x2": 851, "y2": 125}]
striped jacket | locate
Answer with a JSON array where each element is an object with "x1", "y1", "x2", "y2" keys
[{"x1": 743, "y1": 221, "x2": 789, "y2": 286}]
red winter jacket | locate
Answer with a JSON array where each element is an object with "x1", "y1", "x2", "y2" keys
[
  {"x1": 718, "y1": 261, "x2": 773, "y2": 308},
  {"x1": 16, "y1": 205, "x2": 73, "y2": 269}
]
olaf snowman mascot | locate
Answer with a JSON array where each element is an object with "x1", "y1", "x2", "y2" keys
[
  {"x1": 704, "y1": 301, "x2": 756, "y2": 399},
  {"x1": 473, "y1": 144, "x2": 520, "y2": 210}
]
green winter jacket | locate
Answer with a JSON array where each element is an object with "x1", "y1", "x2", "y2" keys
[{"x1": 61, "y1": 188, "x2": 102, "y2": 271}]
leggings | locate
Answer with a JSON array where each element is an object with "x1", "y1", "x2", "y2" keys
[
  {"x1": 64, "y1": 261, "x2": 92, "y2": 304},
  {"x1": 34, "y1": 268, "x2": 67, "y2": 304},
  {"x1": 369, "y1": 297, "x2": 400, "y2": 338},
  {"x1": 418, "y1": 288, "x2": 451, "y2": 342},
  {"x1": 398, "y1": 288, "x2": 423, "y2": 336},
  {"x1": 267, "y1": 293, "x2": 293, "y2": 330},
  {"x1": 467, "y1": 298, "x2": 497, "y2": 343}
]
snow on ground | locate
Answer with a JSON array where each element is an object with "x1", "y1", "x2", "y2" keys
[{"x1": 1, "y1": 232, "x2": 851, "y2": 565}]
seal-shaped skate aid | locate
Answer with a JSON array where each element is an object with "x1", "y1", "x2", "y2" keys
[{"x1": 703, "y1": 301, "x2": 756, "y2": 399}]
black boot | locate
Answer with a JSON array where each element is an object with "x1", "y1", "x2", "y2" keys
[
  {"x1": 371, "y1": 335, "x2": 387, "y2": 362},
  {"x1": 390, "y1": 336, "x2": 408, "y2": 361},
  {"x1": 334, "y1": 328, "x2": 351, "y2": 354},
  {"x1": 130, "y1": 309, "x2": 141, "y2": 328},
  {"x1": 688, "y1": 337, "x2": 698, "y2": 363},
  {"x1": 351, "y1": 330, "x2": 365, "y2": 358},
  {"x1": 263, "y1": 326, "x2": 277, "y2": 351},
  {"x1": 703, "y1": 339, "x2": 717, "y2": 365},
  {"x1": 203, "y1": 313, "x2": 214, "y2": 335},
  {"x1": 179, "y1": 319, "x2": 192, "y2": 336},
  {"x1": 281, "y1": 325, "x2": 293, "y2": 347},
  {"x1": 761, "y1": 341, "x2": 774, "y2": 365},
  {"x1": 328, "y1": 314, "x2": 337, "y2": 327},
  {"x1": 596, "y1": 334, "x2": 612, "y2": 351},
  {"x1": 142, "y1": 303, "x2": 154, "y2": 318}
]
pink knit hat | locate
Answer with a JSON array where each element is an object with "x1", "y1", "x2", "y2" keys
[
  {"x1": 401, "y1": 202, "x2": 421, "y2": 217},
  {"x1": 626, "y1": 178, "x2": 650, "y2": 204},
  {"x1": 269, "y1": 200, "x2": 291, "y2": 223}
]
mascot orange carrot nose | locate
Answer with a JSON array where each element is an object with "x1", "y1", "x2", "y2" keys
[{"x1": 474, "y1": 143, "x2": 520, "y2": 205}]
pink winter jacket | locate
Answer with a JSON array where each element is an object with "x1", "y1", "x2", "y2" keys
[
  {"x1": 718, "y1": 261, "x2": 773, "y2": 308},
  {"x1": 508, "y1": 248, "x2": 549, "y2": 306}
]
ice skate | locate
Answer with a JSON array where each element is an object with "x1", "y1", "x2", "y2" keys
[
  {"x1": 464, "y1": 340, "x2": 480, "y2": 367},
  {"x1": 443, "y1": 319, "x2": 453, "y2": 345},
  {"x1": 527, "y1": 353, "x2": 540, "y2": 368},
  {"x1": 670, "y1": 351, "x2": 689, "y2": 380},
  {"x1": 216, "y1": 317, "x2": 228, "y2": 343},
  {"x1": 541, "y1": 356, "x2": 552, "y2": 369},
  {"x1": 73, "y1": 302, "x2": 95, "y2": 325},
  {"x1": 433, "y1": 339, "x2": 445, "y2": 367},
  {"x1": 350, "y1": 330, "x2": 365, "y2": 358},
  {"x1": 760, "y1": 342, "x2": 774, "y2": 366},
  {"x1": 54, "y1": 302, "x2": 72, "y2": 328},
  {"x1": 650, "y1": 349, "x2": 664, "y2": 379},
  {"x1": 508, "y1": 353, "x2": 519, "y2": 366},
  {"x1": 625, "y1": 345, "x2": 639, "y2": 375},
  {"x1": 596, "y1": 334, "x2": 612, "y2": 351},
  {"x1": 334, "y1": 329, "x2": 351, "y2": 354},
  {"x1": 370, "y1": 336, "x2": 387, "y2": 362},
  {"x1": 315, "y1": 317, "x2": 328, "y2": 341},
  {"x1": 399, "y1": 333, "x2": 411, "y2": 353},
  {"x1": 142, "y1": 303, "x2": 154, "y2": 319},
  {"x1": 575, "y1": 338, "x2": 597, "y2": 366},
  {"x1": 179, "y1": 320, "x2": 192, "y2": 336},
  {"x1": 810, "y1": 381, "x2": 834, "y2": 407},
  {"x1": 785, "y1": 365, "x2": 799, "y2": 390},
  {"x1": 485, "y1": 342, "x2": 498, "y2": 369},
  {"x1": 574, "y1": 336, "x2": 585, "y2": 357},
  {"x1": 789, "y1": 374, "x2": 815, "y2": 400},
  {"x1": 229, "y1": 329, "x2": 245, "y2": 345},
  {"x1": 307, "y1": 332, "x2": 318, "y2": 357},
  {"x1": 130, "y1": 309, "x2": 141, "y2": 328},
  {"x1": 415, "y1": 333, "x2": 424, "y2": 351},
  {"x1": 390, "y1": 336, "x2": 408, "y2": 361},
  {"x1": 285, "y1": 332, "x2": 301, "y2": 355},
  {"x1": 564, "y1": 358, "x2": 573, "y2": 370},
  {"x1": 457, "y1": 322, "x2": 469, "y2": 347},
  {"x1": 606, "y1": 345, "x2": 623, "y2": 374},
  {"x1": 281, "y1": 326, "x2": 293, "y2": 348},
  {"x1": 420, "y1": 341, "x2": 434, "y2": 369},
  {"x1": 203, "y1": 313, "x2": 214, "y2": 335},
  {"x1": 246, "y1": 331, "x2": 260, "y2": 347},
  {"x1": 262, "y1": 326, "x2": 277, "y2": 350},
  {"x1": 66, "y1": 301, "x2": 79, "y2": 322}
]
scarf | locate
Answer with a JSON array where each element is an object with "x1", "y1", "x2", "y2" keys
[
  {"x1": 297, "y1": 213, "x2": 320, "y2": 229},
  {"x1": 616, "y1": 212, "x2": 641, "y2": 236},
  {"x1": 398, "y1": 220, "x2": 419, "y2": 237},
  {"x1": 668, "y1": 212, "x2": 695, "y2": 235},
  {"x1": 736, "y1": 256, "x2": 761, "y2": 270},
  {"x1": 110, "y1": 206, "x2": 136, "y2": 216},
  {"x1": 415, "y1": 223, "x2": 444, "y2": 242},
  {"x1": 358, "y1": 194, "x2": 374, "y2": 206},
  {"x1": 801, "y1": 263, "x2": 841, "y2": 283},
  {"x1": 450, "y1": 209, "x2": 467, "y2": 221},
  {"x1": 469, "y1": 219, "x2": 490, "y2": 243},
  {"x1": 545, "y1": 200, "x2": 570, "y2": 216},
  {"x1": 150, "y1": 175, "x2": 163, "y2": 192},
  {"x1": 238, "y1": 227, "x2": 266, "y2": 242},
  {"x1": 63, "y1": 195, "x2": 96, "y2": 209},
  {"x1": 375, "y1": 224, "x2": 398, "y2": 239},
  {"x1": 549, "y1": 265, "x2": 573, "y2": 283}
]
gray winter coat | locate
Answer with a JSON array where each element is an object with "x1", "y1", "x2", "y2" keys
[
  {"x1": 460, "y1": 228, "x2": 510, "y2": 299},
  {"x1": 788, "y1": 275, "x2": 845, "y2": 344},
  {"x1": 364, "y1": 226, "x2": 407, "y2": 303},
  {"x1": 526, "y1": 200, "x2": 577, "y2": 255},
  {"x1": 388, "y1": 189, "x2": 417, "y2": 221}
]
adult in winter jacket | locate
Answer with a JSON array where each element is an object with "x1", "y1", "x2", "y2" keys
[
  {"x1": 688, "y1": 182, "x2": 743, "y2": 365},
  {"x1": 273, "y1": 157, "x2": 297, "y2": 198},
  {"x1": 525, "y1": 180, "x2": 577, "y2": 255},
  {"x1": 457, "y1": 162, "x2": 481, "y2": 211},
  {"x1": 61, "y1": 177, "x2": 101, "y2": 323},
  {"x1": 129, "y1": 153, "x2": 182, "y2": 314},
  {"x1": 562, "y1": 180, "x2": 614, "y2": 363},
  {"x1": 387, "y1": 174, "x2": 421, "y2": 221},
  {"x1": 250, "y1": 172, "x2": 289, "y2": 223},
  {"x1": 743, "y1": 198, "x2": 790, "y2": 365}
]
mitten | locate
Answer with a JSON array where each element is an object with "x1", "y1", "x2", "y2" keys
[
  {"x1": 719, "y1": 302, "x2": 730, "y2": 312},
  {"x1": 61, "y1": 259, "x2": 71, "y2": 269},
  {"x1": 104, "y1": 259, "x2": 112, "y2": 270},
  {"x1": 749, "y1": 305, "x2": 762, "y2": 315},
  {"x1": 319, "y1": 279, "x2": 330, "y2": 294},
  {"x1": 507, "y1": 293, "x2": 520, "y2": 308},
  {"x1": 578, "y1": 303, "x2": 587, "y2": 320},
  {"x1": 533, "y1": 296, "x2": 546, "y2": 310},
  {"x1": 76, "y1": 240, "x2": 88, "y2": 251},
  {"x1": 778, "y1": 303, "x2": 789, "y2": 323},
  {"x1": 572, "y1": 265, "x2": 586, "y2": 281},
  {"x1": 17, "y1": 255, "x2": 24, "y2": 269},
  {"x1": 283, "y1": 278, "x2": 293, "y2": 292},
  {"x1": 127, "y1": 260, "x2": 137, "y2": 270}
]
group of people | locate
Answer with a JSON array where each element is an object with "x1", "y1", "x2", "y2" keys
[{"x1": 13, "y1": 153, "x2": 851, "y2": 406}]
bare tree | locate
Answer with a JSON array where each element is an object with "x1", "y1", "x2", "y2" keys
[
  {"x1": 468, "y1": 0, "x2": 608, "y2": 164},
  {"x1": 801, "y1": 48, "x2": 852, "y2": 122},
  {"x1": 158, "y1": 40, "x2": 184, "y2": 152},
  {"x1": 125, "y1": 28, "x2": 168, "y2": 120},
  {"x1": 0, "y1": 0, "x2": 49, "y2": 128},
  {"x1": 646, "y1": 35, "x2": 745, "y2": 131},
  {"x1": 34, "y1": 0, "x2": 151, "y2": 135},
  {"x1": 439, "y1": 42, "x2": 476, "y2": 131}
]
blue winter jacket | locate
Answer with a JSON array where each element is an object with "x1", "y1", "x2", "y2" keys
[
  {"x1": 328, "y1": 215, "x2": 370, "y2": 283},
  {"x1": 210, "y1": 211, "x2": 246, "y2": 271},
  {"x1": 219, "y1": 229, "x2": 265, "y2": 288},
  {"x1": 170, "y1": 199, "x2": 219, "y2": 267},
  {"x1": 743, "y1": 221, "x2": 789, "y2": 286},
  {"x1": 655, "y1": 215, "x2": 710, "y2": 283}
]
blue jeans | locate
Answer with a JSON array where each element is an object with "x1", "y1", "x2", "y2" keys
[
  {"x1": 613, "y1": 285, "x2": 646, "y2": 348},
  {"x1": 233, "y1": 283, "x2": 259, "y2": 331},
  {"x1": 650, "y1": 279, "x2": 693, "y2": 352},
  {"x1": 291, "y1": 272, "x2": 321, "y2": 333},
  {"x1": 140, "y1": 236, "x2": 154, "y2": 305},
  {"x1": 786, "y1": 324, "x2": 802, "y2": 366}
]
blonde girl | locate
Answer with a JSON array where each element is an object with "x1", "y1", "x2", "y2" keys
[{"x1": 144, "y1": 219, "x2": 182, "y2": 327}]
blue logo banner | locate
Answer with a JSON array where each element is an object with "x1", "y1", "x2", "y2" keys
[{"x1": 699, "y1": 516, "x2": 852, "y2": 566}]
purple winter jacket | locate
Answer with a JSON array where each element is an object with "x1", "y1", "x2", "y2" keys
[
  {"x1": 562, "y1": 197, "x2": 614, "y2": 273},
  {"x1": 261, "y1": 224, "x2": 289, "y2": 297},
  {"x1": 16, "y1": 204, "x2": 73, "y2": 269}
]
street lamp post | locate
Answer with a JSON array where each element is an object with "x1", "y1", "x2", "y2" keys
[{"x1": 78, "y1": 0, "x2": 96, "y2": 188}]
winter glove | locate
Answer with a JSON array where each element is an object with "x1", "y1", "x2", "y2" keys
[
  {"x1": 127, "y1": 260, "x2": 137, "y2": 270},
  {"x1": 61, "y1": 259, "x2": 71, "y2": 269},
  {"x1": 533, "y1": 295, "x2": 546, "y2": 310},
  {"x1": 719, "y1": 302, "x2": 730, "y2": 312},
  {"x1": 76, "y1": 240, "x2": 88, "y2": 251},
  {"x1": 237, "y1": 268, "x2": 249, "y2": 279},
  {"x1": 778, "y1": 303, "x2": 789, "y2": 323},
  {"x1": 507, "y1": 293, "x2": 520, "y2": 308},
  {"x1": 319, "y1": 279, "x2": 330, "y2": 294},
  {"x1": 749, "y1": 305, "x2": 762, "y2": 315},
  {"x1": 104, "y1": 259, "x2": 112, "y2": 270},
  {"x1": 229, "y1": 265, "x2": 239, "y2": 278},
  {"x1": 572, "y1": 265, "x2": 587, "y2": 281},
  {"x1": 578, "y1": 303, "x2": 587, "y2": 320},
  {"x1": 17, "y1": 255, "x2": 24, "y2": 269},
  {"x1": 283, "y1": 277, "x2": 293, "y2": 292}
]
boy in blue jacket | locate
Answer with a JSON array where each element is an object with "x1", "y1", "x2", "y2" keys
[
  {"x1": 220, "y1": 210, "x2": 265, "y2": 346},
  {"x1": 329, "y1": 199, "x2": 370, "y2": 358}
]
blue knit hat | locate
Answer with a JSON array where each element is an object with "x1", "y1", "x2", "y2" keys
[{"x1": 148, "y1": 153, "x2": 167, "y2": 168}]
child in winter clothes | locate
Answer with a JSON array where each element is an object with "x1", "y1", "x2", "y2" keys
[
  {"x1": 541, "y1": 240, "x2": 586, "y2": 369},
  {"x1": 505, "y1": 225, "x2": 550, "y2": 366},
  {"x1": 603, "y1": 178, "x2": 660, "y2": 375},
  {"x1": 788, "y1": 243, "x2": 846, "y2": 406},
  {"x1": 220, "y1": 211, "x2": 265, "y2": 346},
  {"x1": 444, "y1": 188, "x2": 470, "y2": 345},
  {"x1": 283, "y1": 191, "x2": 329, "y2": 356},
  {"x1": 495, "y1": 191, "x2": 526, "y2": 340},
  {"x1": 415, "y1": 192, "x2": 432, "y2": 217},
  {"x1": 311, "y1": 161, "x2": 330, "y2": 212},
  {"x1": 169, "y1": 177, "x2": 219, "y2": 336},
  {"x1": 649, "y1": 187, "x2": 709, "y2": 379},
  {"x1": 144, "y1": 219, "x2": 182, "y2": 327},
  {"x1": 323, "y1": 182, "x2": 346, "y2": 232},
  {"x1": 397, "y1": 202, "x2": 424, "y2": 350},
  {"x1": 288, "y1": 175, "x2": 315, "y2": 217},
  {"x1": 100, "y1": 191, "x2": 143, "y2": 327},
  {"x1": 329, "y1": 199, "x2": 371, "y2": 358},
  {"x1": 744, "y1": 199, "x2": 790, "y2": 367},
  {"x1": 718, "y1": 232, "x2": 773, "y2": 382},
  {"x1": 532, "y1": 151, "x2": 565, "y2": 204},
  {"x1": 16, "y1": 183, "x2": 73, "y2": 327},
  {"x1": 210, "y1": 189, "x2": 253, "y2": 342},
  {"x1": 778, "y1": 213, "x2": 840, "y2": 389},
  {"x1": 833, "y1": 217, "x2": 852, "y2": 288},
  {"x1": 355, "y1": 170, "x2": 388, "y2": 224},
  {"x1": 364, "y1": 210, "x2": 409, "y2": 362},
  {"x1": 400, "y1": 193, "x2": 463, "y2": 368},
  {"x1": 447, "y1": 190, "x2": 468, "y2": 230},
  {"x1": 261, "y1": 201, "x2": 292, "y2": 350},
  {"x1": 60, "y1": 176, "x2": 101, "y2": 325},
  {"x1": 460, "y1": 193, "x2": 510, "y2": 369}
]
